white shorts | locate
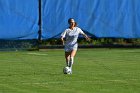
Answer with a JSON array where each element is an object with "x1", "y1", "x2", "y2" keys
[{"x1": 64, "y1": 43, "x2": 78, "y2": 52}]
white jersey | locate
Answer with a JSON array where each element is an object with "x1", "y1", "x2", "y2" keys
[{"x1": 61, "y1": 27, "x2": 85, "y2": 52}]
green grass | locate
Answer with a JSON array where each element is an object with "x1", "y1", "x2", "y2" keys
[{"x1": 0, "y1": 49, "x2": 140, "y2": 93}]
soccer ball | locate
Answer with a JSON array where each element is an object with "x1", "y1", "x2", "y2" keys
[{"x1": 63, "y1": 66, "x2": 72, "y2": 74}]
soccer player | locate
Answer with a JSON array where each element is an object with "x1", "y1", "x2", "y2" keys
[{"x1": 61, "y1": 18, "x2": 91, "y2": 74}]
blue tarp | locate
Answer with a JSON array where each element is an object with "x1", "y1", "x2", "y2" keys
[
  {"x1": 0, "y1": 0, "x2": 39, "y2": 39},
  {"x1": 0, "y1": 0, "x2": 140, "y2": 39},
  {"x1": 42, "y1": 0, "x2": 140, "y2": 39}
]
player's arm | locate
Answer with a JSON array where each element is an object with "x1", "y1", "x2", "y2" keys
[
  {"x1": 82, "y1": 33, "x2": 91, "y2": 42},
  {"x1": 61, "y1": 30, "x2": 67, "y2": 45},
  {"x1": 79, "y1": 28, "x2": 91, "y2": 41},
  {"x1": 61, "y1": 36, "x2": 65, "y2": 45}
]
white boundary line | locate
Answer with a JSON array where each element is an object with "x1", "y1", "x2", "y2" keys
[{"x1": 27, "y1": 53, "x2": 48, "y2": 56}]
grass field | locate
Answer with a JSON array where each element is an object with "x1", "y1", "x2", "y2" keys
[{"x1": 0, "y1": 48, "x2": 140, "y2": 93}]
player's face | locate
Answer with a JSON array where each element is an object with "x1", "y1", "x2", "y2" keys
[{"x1": 69, "y1": 22, "x2": 75, "y2": 27}]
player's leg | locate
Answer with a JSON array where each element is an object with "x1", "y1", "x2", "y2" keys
[
  {"x1": 65, "y1": 52, "x2": 71, "y2": 66},
  {"x1": 69, "y1": 50, "x2": 77, "y2": 68}
]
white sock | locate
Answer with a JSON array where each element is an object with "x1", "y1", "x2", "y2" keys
[
  {"x1": 66, "y1": 60, "x2": 69, "y2": 66},
  {"x1": 69, "y1": 57, "x2": 74, "y2": 69}
]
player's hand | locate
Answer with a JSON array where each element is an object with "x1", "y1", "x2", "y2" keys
[{"x1": 86, "y1": 37, "x2": 91, "y2": 42}]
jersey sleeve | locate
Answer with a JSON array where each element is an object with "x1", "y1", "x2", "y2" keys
[
  {"x1": 61, "y1": 30, "x2": 67, "y2": 38},
  {"x1": 78, "y1": 28, "x2": 85, "y2": 35}
]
